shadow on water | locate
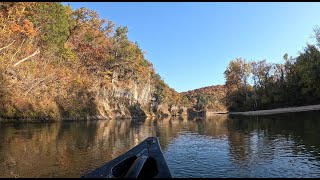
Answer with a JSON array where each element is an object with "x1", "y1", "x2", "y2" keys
[{"x1": 0, "y1": 110, "x2": 320, "y2": 177}]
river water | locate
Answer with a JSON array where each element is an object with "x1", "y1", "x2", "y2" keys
[{"x1": 1, "y1": 111, "x2": 320, "y2": 178}]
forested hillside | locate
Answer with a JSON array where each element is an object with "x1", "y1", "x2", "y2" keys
[
  {"x1": 224, "y1": 31, "x2": 320, "y2": 111},
  {"x1": 181, "y1": 85, "x2": 227, "y2": 112},
  {"x1": 183, "y1": 27, "x2": 320, "y2": 113},
  {"x1": 2, "y1": 2, "x2": 319, "y2": 119},
  {"x1": 0, "y1": 2, "x2": 185, "y2": 120}
]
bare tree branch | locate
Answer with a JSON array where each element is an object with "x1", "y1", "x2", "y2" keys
[
  {"x1": 13, "y1": 48, "x2": 40, "y2": 67},
  {"x1": 9, "y1": 38, "x2": 25, "y2": 66},
  {"x1": 0, "y1": 40, "x2": 15, "y2": 51}
]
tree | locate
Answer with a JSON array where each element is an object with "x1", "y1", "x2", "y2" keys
[
  {"x1": 224, "y1": 58, "x2": 242, "y2": 94},
  {"x1": 224, "y1": 58, "x2": 251, "y2": 110},
  {"x1": 194, "y1": 95, "x2": 207, "y2": 111},
  {"x1": 66, "y1": 7, "x2": 114, "y2": 69},
  {"x1": 26, "y1": 2, "x2": 69, "y2": 59},
  {"x1": 250, "y1": 61, "x2": 259, "y2": 109},
  {"x1": 292, "y1": 44, "x2": 320, "y2": 102}
]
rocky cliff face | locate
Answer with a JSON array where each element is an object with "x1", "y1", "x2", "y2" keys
[
  {"x1": 88, "y1": 68, "x2": 186, "y2": 120},
  {"x1": 0, "y1": 61, "x2": 188, "y2": 121},
  {"x1": 0, "y1": 65, "x2": 186, "y2": 121},
  {"x1": 94, "y1": 77, "x2": 152, "y2": 119},
  {"x1": 0, "y1": 2, "x2": 189, "y2": 121}
]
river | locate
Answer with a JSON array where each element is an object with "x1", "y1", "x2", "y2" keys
[{"x1": 1, "y1": 111, "x2": 320, "y2": 177}]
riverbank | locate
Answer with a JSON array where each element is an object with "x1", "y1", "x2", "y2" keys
[
  {"x1": 227, "y1": 104, "x2": 320, "y2": 116},
  {"x1": 0, "y1": 115, "x2": 148, "y2": 123}
]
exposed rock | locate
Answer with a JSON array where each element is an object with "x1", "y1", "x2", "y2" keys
[
  {"x1": 91, "y1": 68, "x2": 157, "y2": 119},
  {"x1": 170, "y1": 105, "x2": 179, "y2": 116},
  {"x1": 156, "y1": 103, "x2": 171, "y2": 118},
  {"x1": 0, "y1": 60, "x2": 184, "y2": 121},
  {"x1": 179, "y1": 107, "x2": 188, "y2": 116}
]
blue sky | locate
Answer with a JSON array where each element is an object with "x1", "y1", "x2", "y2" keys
[{"x1": 63, "y1": 2, "x2": 320, "y2": 92}]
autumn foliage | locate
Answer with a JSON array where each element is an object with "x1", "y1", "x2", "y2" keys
[
  {"x1": 224, "y1": 38, "x2": 320, "y2": 111},
  {"x1": 0, "y1": 2, "x2": 181, "y2": 120},
  {"x1": 181, "y1": 85, "x2": 227, "y2": 111}
]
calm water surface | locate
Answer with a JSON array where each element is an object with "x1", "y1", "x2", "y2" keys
[{"x1": 1, "y1": 111, "x2": 320, "y2": 177}]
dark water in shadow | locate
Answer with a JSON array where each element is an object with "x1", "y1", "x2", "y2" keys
[{"x1": 1, "y1": 111, "x2": 320, "y2": 177}]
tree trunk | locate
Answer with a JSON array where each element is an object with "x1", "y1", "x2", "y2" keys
[
  {"x1": 13, "y1": 48, "x2": 40, "y2": 67},
  {"x1": 0, "y1": 40, "x2": 15, "y2": 51}
]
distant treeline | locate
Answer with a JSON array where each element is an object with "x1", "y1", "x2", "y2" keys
[
  {"x1": 224, "y1": 29, "x2": 320, "y2": 111},
  {"x1": 181, "y1": 85, "x2": 227, "y2": 112}
]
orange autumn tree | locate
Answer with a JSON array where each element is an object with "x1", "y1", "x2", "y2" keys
[{"x1": 0, "y1": 2, "x2": 184, "y2": 120}]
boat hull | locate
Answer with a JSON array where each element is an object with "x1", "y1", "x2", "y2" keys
[{"x1": 82, "y1": 137, "x2": 172, "y2": 178}]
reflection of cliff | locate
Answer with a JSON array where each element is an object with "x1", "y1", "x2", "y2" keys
[
  {"x1": 0, "y1": 123, "x2": 61, "y2": 178},
  {"x1": 0, "y1": 117, "x2": 190, "y2": 177},
  {"x1": 185, "y1": 114, "x2": 229, "y2": 137},
  {"x1": 0, "y1": 120, "x2": 152, "y2": 178},
  {"x1": 0, "y1": 115, "x2": 231, "y2": 178},
  {"x1": 1, "y1": 111, "x2": 320, "y2": 177},
  {"x1": 153, "y1": 116, "x2": 188, "y2": 148}
]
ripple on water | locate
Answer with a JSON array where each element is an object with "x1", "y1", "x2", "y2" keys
[
  {"x1": 2, "y1": 113, "x2": 320, "y2": 177},
  {"x1": 163, "y1": 125, "x2": 320, "y2": 178}
]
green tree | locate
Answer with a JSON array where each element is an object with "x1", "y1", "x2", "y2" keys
[
  {"x1": 27, "y1": 2, "x2": 69, "y2": 59},
  {"x1": 291, "y1": 44, "x2": 320, "y2": 103},
  {"x1": 224, "y1": 58, "x2": 251, "y2": 110}
]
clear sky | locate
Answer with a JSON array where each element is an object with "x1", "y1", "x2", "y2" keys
[{"x1": 63, "y1": 2, "x2": 320, "y2": 92}]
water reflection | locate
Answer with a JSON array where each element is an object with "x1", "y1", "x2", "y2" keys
[{"x1": 0, "y1": 111, "x2": 320, "y2": 177}]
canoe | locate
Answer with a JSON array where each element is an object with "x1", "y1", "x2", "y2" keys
[{"x1": 82, "y1": 137, "x2": 172, "y2": 178}]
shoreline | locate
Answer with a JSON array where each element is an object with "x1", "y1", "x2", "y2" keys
[
  {"x1": 2, "y1": 104, "x2": 320, "y2": 122},
  {"x1": 0, "y1": 113, "x2": 184, "y2": 123},
  {"x1": 0, "y1": 115, "x2": 149, "y2": 123},
  {"x1": 225, "y1": 104, "x2": 320, "y2": 116}
]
